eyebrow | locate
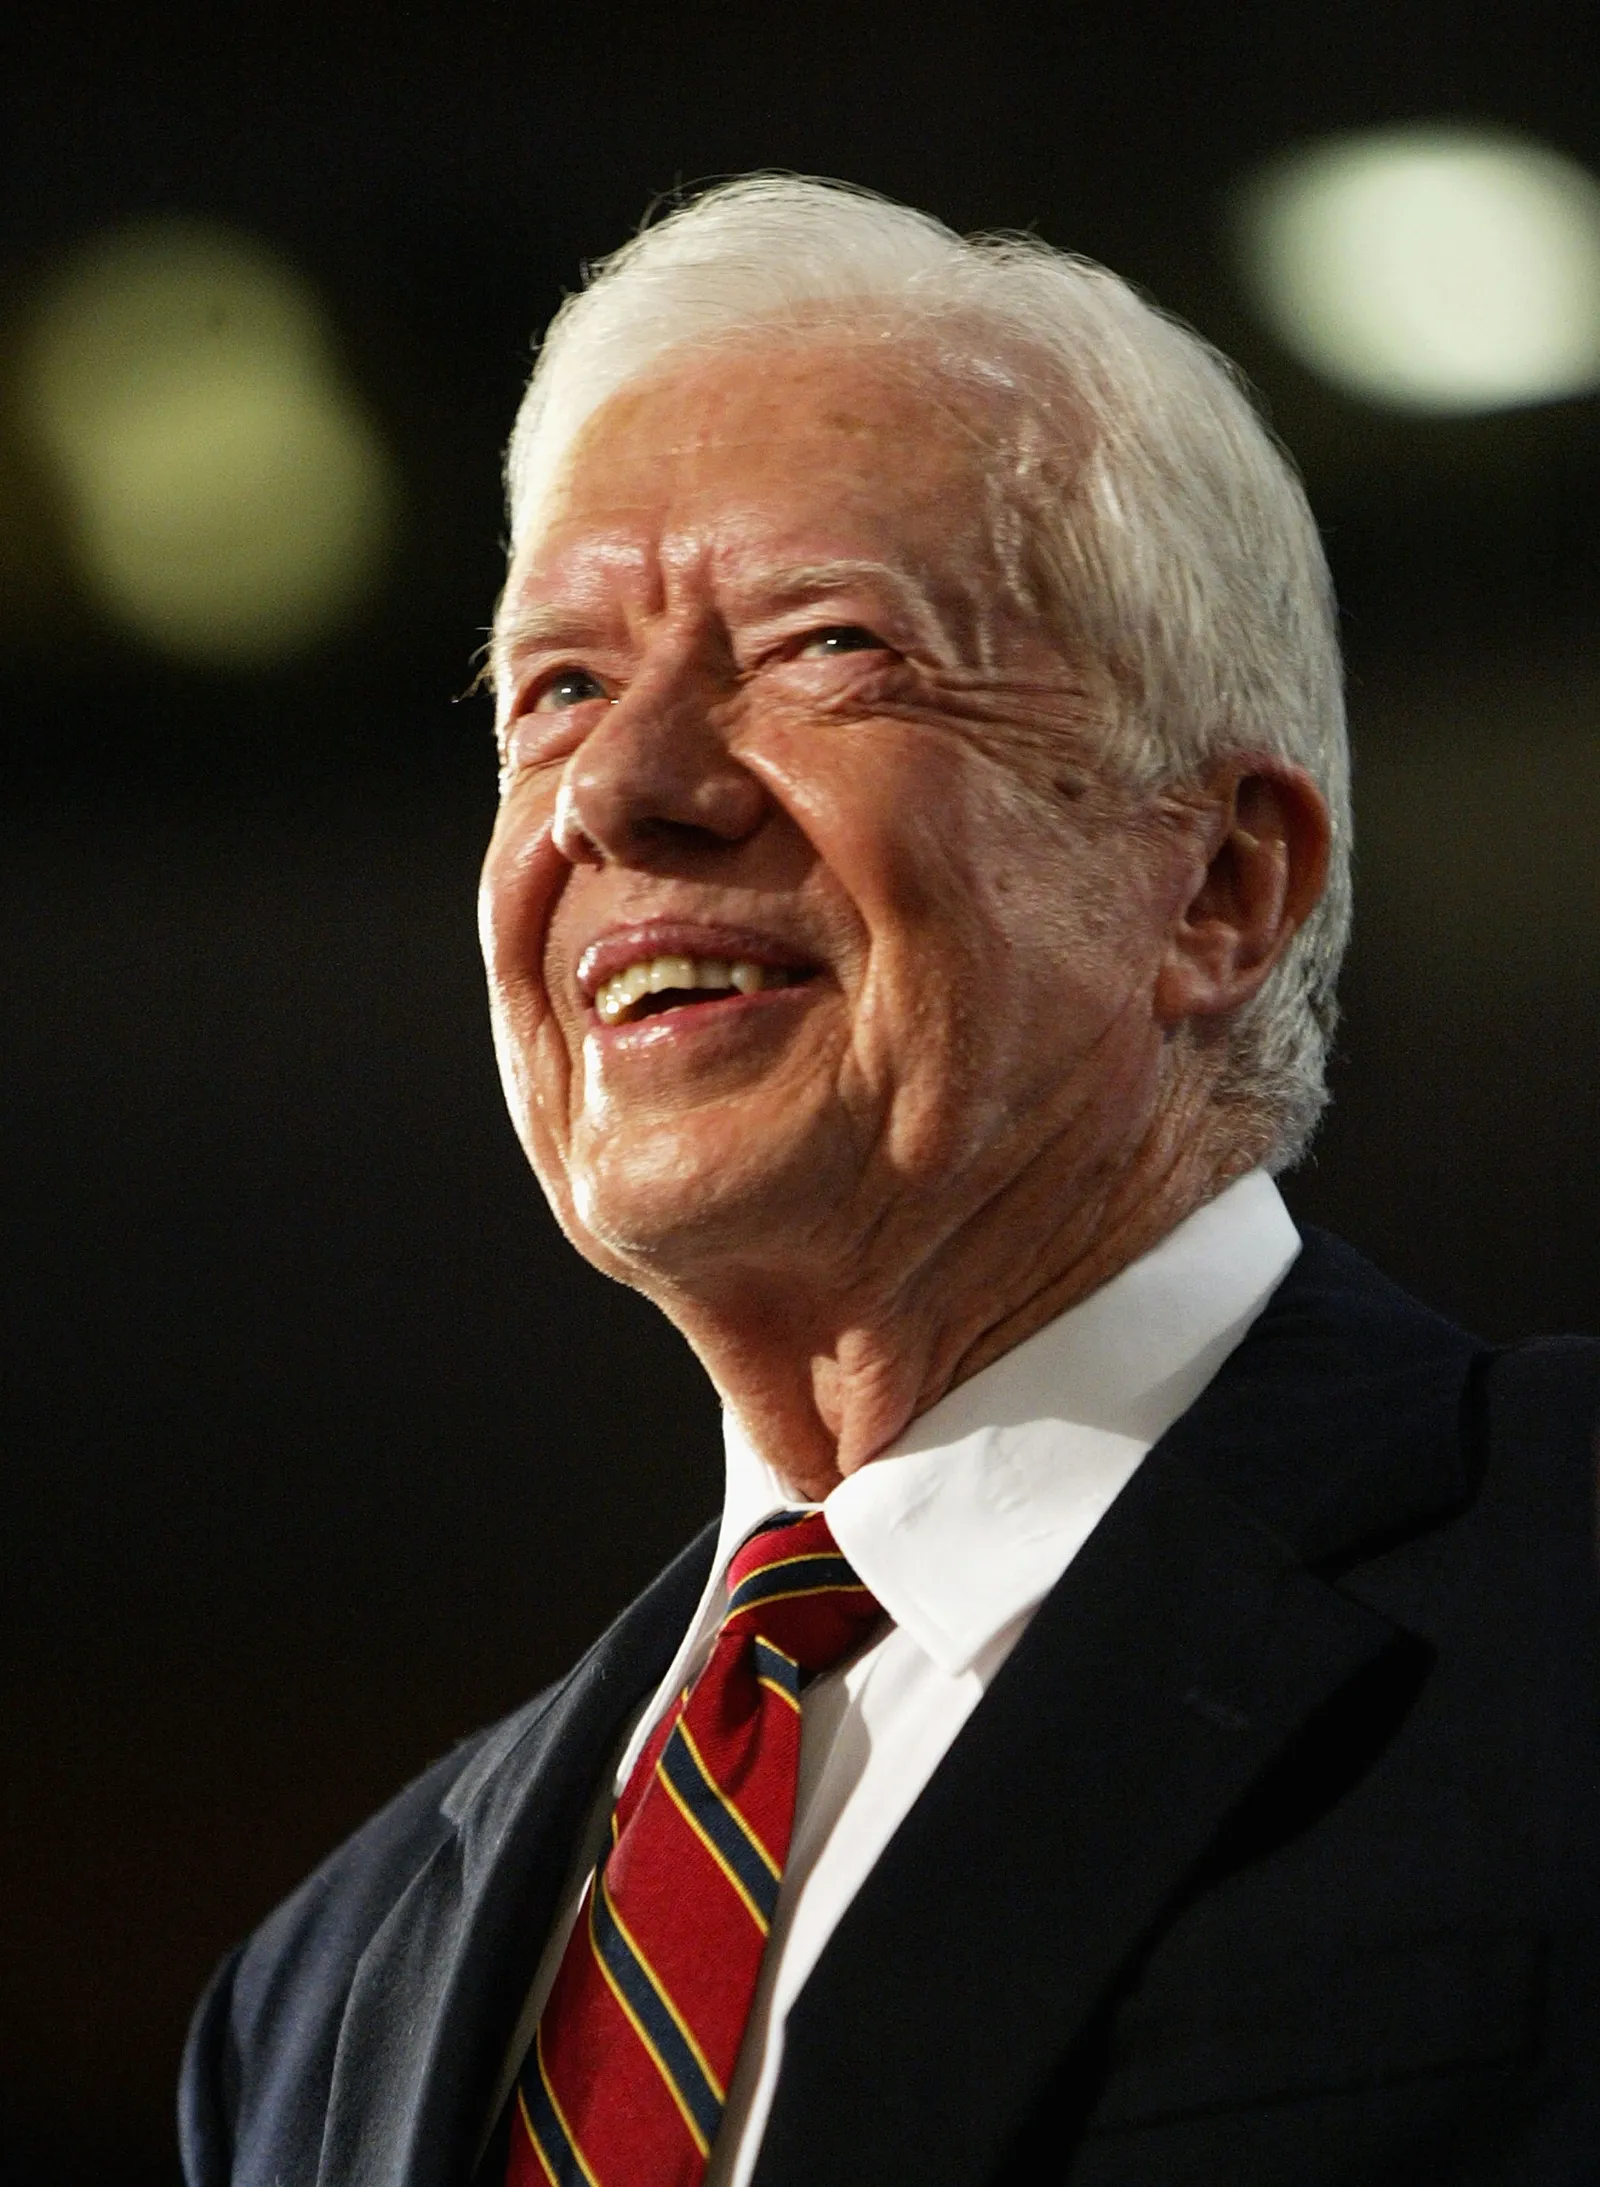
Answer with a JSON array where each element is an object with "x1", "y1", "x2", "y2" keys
[
  {"x1": 487, "y1": 555, "x2": 945, "y2": 694},
  {"x1": 486, "y1": 600, "x2": 600, "y2": 696},
  {"x1": 728, "y1": 559, "x2": 944, "y2": 646}
]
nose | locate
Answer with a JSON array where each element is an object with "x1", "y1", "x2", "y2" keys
[{"x1": 551, "y1": 660, "x2": 768, "y2": 867}]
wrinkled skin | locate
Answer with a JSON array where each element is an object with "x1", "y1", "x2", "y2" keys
[{"x1": 480, "y1": 333, "x2": 1329, "y2": 1495}]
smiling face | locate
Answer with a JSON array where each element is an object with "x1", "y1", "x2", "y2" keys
[{"x1": 480, "y1": 332, "x2": 1204, "y2": 1322}]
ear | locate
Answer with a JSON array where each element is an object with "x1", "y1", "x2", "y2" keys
[{"x1": 1153, "y1": 763, "x2": 1332, "y2": 1028}]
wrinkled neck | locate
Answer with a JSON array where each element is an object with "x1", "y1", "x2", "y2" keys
[{"x1": 663, "y1": 1097, "x2": 1259, "y2": 1501}]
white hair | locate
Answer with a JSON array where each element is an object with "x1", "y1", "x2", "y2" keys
[{"x1": 502, "y1": 176, "x2": 1350, "y2": 1170}]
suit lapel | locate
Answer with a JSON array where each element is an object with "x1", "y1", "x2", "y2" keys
[
  {"x1": 309, "y1": 1230, "x2": 1484, "y2": 2187},
  {"x1": 315, "y1": 1522, "x2": 718, "y2": 2187},
  {"x1": 751, "y1": 1230, "x2": 1483, "y2": 2187}
]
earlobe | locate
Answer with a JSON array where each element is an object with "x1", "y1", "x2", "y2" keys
[{"x1": 1154, "y1": 765, "x2": 1332, "y2": 1028}]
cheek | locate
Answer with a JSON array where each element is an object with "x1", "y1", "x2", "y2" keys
[
  {"x1": 873, "y1": 789, "x2": 1163, "y2": 1106},
  {"x1": 834, "y1": 758, "x2": 1073, "y2": 986},
  {"x1": 479, "y1": 791, "x2": 564, "y2": 1005},
  {"x1": 757, "y1": 724, "x2": 983, "y2": 935},
  {"x1": 787, "y1": 750, "x2": 1061, "y2": 1108},
  {"x1": 478, "y1": 796, "x2": 579, "y2": 1145},
  {"x1": 746, "y1": 721, "x2": 1168, "y2": 1114}
]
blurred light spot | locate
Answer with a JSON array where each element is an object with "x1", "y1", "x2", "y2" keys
[
  {"x1": 17, "y1": 220, "x2": 396, "y2": 664},
  {"x1": 1231, "y1": 127, "x2": 1600, "y2": 413}
]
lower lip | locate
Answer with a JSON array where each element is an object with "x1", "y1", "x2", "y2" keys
[{"x1": 585, "y1": 981, "x2": 819, "y2": 1054}]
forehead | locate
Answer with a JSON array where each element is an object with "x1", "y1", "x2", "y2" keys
[{"x1": 510, "y1": 332, "x2": 1031, "y2": 601}]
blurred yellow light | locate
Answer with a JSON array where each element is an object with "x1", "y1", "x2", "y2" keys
[
  {"x1": 17, "y1": 219, "x2": 396, "y2": 664},
  {"x1": 1232, "y1": 127, "x2": 1600, "y2": 413}
]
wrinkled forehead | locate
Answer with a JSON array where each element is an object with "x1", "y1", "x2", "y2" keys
[{"x1": 504, "y1": 323, "x2": 1087, "y2": 614}]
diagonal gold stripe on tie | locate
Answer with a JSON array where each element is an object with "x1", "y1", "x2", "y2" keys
[
  {"x1": 726, "y1": 1581, "x2": 876, "y2": 1617},
  {"x1": 736, "y1": 1550, "x2": 837, "y2": 1577},
  {"x1": 674, "y1": 1718, "x2": 783, "y2": 1879},
  {"x1": 586, "y1": 1877, "x2": 725, "y2": 2155},
  {"x1": 658, "y1": 1751, "x2": 772, "y2": 1935},
  {"x1": 511, "y1": 1510, "x2": 883, "y2": 2187},
  {"x1": 752, "y1": 1637, "x2": 802, "y2": 1713},
  {"x1": 721, "y1": 1553, "x2": 866, "y2": 1617},
  {"x1": 524, "y1": 2027, "x2": 603, "y2": 2187},
  {"x1": 516, "y1": 2087, "x2": 563, "y2": 2187}
]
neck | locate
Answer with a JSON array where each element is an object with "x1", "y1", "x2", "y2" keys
[{"x1": 657, "y1": 1094, "x2": 1260, "y2": 1503}]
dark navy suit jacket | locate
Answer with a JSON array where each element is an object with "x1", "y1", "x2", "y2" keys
[{"x1": 179, "y1": 1232, "x2": 1600, "y2": 2187}]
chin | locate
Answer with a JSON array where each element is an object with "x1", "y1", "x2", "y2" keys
[{"x1": 565, "y1": 1123, "x2": 846, "y2": 1285}]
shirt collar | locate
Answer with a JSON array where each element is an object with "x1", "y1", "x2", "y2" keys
[{"x1": 717, "y1": 1169, "x2": 1300, "y2": 1676}]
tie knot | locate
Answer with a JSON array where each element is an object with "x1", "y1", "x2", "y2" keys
[{"x1": 720, "y1": 1510, "x2": 882, "y2": 1678}]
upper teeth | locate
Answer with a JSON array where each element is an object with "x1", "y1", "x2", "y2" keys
[{"x1": 593, "y1": 956, "x2": 795, "y2": 1026}]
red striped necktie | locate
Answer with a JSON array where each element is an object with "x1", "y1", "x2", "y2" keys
[{"x1": 505, "y1": 1510, "x2": 883, "y2": 2187}]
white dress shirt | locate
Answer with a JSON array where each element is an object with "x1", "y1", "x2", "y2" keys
[{"x1": 487, "y1": 1170, "x2": 1299, "y2": 2181}]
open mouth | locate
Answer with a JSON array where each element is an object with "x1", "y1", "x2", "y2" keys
[{"x1": 593, "y1": 954, "x2": 812, "y2": 1027}]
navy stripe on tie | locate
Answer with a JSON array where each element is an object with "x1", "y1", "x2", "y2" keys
[
  {"x1": 521, "y1": 2034, "x2": 597, "y2": 2187},
  {"x1": 659, "y1": 1720, "x2": 782, "y2": 1926},
  {"x1": 752, "y1": 1634, "x2": 801, "y2": 1704},
  {"x1": 725, "y1": 1553, "x2": 864, "y2": 1619},
  {"x1": 590, "y1": 1872, "x2": 725, "y2": 2149}
]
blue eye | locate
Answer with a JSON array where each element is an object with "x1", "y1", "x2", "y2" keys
[
  {"x1": 535, "y1": 667, "x2": 609, "y2": 711},
  {"x1": 801, "y1": 625, "x2": 882, "y2": 657}
]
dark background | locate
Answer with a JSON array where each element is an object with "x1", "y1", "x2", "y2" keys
[{"x1": 3, "y1": 3, "x2": 1597, "y2": 2179}]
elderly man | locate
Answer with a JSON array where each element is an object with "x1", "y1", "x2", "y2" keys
[{"x1": 180, "y1": 178, "x2": 1600, "y2": 2187}]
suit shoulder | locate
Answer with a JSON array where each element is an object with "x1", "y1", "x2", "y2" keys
[
  {"x1": 1285, "y1": 1225, "x2": 1481, "y2": 1354},
  {"x1": 179, "y1": 1690, "x2": 557, "y2": 2187},
  {"x1": 1290, "y1": 1227, "x2": 1600, "y2": 1439},
  {"x1": 233, "y1": 1720, "x2": 516, "y2": 2029}
]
